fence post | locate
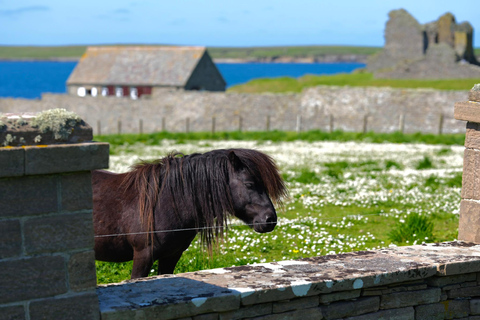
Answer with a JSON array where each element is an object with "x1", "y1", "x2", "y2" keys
[
  {"x1": 296, "y1": 115, "x2": 302, "y2": 133},
  {"x1": 363, "y1": 114, "x2": 369, "y2": 134},
  {"x1": 329, "y1": 114, "x2": 334, "y2": 133},
  {"x1": 97, "y1": 120, "x2": 101, "y2": 136},
  {"x1": 162, "y1": 117, "x2": 166, "y2": 132},
  {"x1": 117, "y1": 120, "x2": 122, "y2": 135},
  {"x1": 438, "y1": 113, "x2": 444, "y2": 135},
  {"x1": 139, "y1": 119, "x2": 143, "y2": 134},
  {"x1": 399, "y1": 114, "x2": 405, "y2": 133},
  {"x1": 211, "y1": 116, "x2": 216, "y2": 135},
  {"x1": 186, "y1": 117, "x2": 190, "y2": 133},
  {"x1": 266, "y1": 115, "x2": 270, "y2": 132},
  {"x1": 238, "y1": 115, "x2": 243, "y2": 132}
]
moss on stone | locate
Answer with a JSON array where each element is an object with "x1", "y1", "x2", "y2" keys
[{"x1": 30, "y1": 108, "x2": 81, "y2": 140}]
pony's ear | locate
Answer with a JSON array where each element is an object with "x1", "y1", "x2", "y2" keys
[{"x1": 228, "y1": 151, "x2": 244, "y2": 171}]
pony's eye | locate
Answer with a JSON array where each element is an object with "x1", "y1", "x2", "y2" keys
[{"x1": 245, "y1": 182, "x2": 254, "y2": 189}]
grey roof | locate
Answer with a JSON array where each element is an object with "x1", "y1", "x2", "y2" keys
[{"x1": 66, "y1": 46, "x2": 208, "y2": 87}]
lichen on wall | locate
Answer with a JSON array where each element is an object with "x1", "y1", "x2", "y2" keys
[{"x1": 29, "y1": 108, "x2": 81, "y2": 140}]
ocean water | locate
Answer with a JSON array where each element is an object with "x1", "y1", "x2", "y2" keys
[{"x1": 0, "y1": 61, "x2": 364, "y2": 99}]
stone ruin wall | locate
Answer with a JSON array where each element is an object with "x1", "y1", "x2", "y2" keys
[
  {"x1": 367, "y1": 9, "x2": 480, "y2": 79},
  {"x1": 0, "y1": 86, "x2": 468, "y2": 136}
]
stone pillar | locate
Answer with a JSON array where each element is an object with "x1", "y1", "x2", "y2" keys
[
  {"x1": 454, "y1": 85, "x2": 480, "y2": 242},
  {"x1": 0, "y1": 110, "x2": 109, "y2": 320}
]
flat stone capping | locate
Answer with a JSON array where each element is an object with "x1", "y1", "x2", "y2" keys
[
  {"x1": 454, "y1": 101, "x2": 480, "y2": 123},
  {"x1": 97, "y1": 241, "x2": 480, "y2": 319},
  {"x1": 0, "y1": 142, "x2": 109, "y2": 177}
]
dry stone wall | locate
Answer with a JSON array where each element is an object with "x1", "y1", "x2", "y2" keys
[{"x1": 0, "y1": 86, "x2": 467, "y2": 135}]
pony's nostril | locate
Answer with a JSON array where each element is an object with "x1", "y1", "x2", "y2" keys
[{"x1": 266, "y1": 216, "x2": 277, "y2": 224}]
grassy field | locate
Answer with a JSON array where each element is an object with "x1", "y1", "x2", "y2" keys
[
  {"x1": 228, "y1": 72, "x2": 480, "y2": 93},
  {"x1": 94, "y1": 131, "x2": 464, "y2": 284}
]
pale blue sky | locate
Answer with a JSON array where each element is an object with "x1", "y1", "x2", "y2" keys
[{"x1": 1, "y1": 0, "x2": 479, "y2": 47}]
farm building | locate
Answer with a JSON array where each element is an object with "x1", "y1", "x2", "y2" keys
[{"x1": 66, "y1": 46, "x2": 226, "y2": 99}]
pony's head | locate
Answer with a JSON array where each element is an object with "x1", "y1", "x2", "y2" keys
[{"x1": 227, "y1": 149, "x2": 287, "y2": 233}]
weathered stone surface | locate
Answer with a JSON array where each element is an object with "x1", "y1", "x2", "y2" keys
[
  {"x1": 0, "y1": 256, "x2": 67, "y2": 303},
  {"x1": 252, "y1": 307, "x2": 322, "y2": 320},
  {"x1": 465, "y1": 122, "x2": 480, "y2": 150},
  {"x1": 0, "y1": 219, "x2": 22, "y2": 259},
  {"x1": 447, "y1": 285, "x2": 480, "y2": 299},
  {"x1": 68, "y1": 250, "x2": 97, "y2": 292},
  {"x1": 60, "y1": 171, "x2": 93, "y2": 211},
  {"x1": 471, "y1": 299, "x2": 480, "y2": 315},
  {"x1": 29, "y1": 292, "x2": 100, "y2": 320},
  {"x1": 443, "y1": 300, "x2": 470, "y2": 319},
  {"x1": 426, "y1": 273, "x2": 477, "y2": 287},
  {"x1": 0, "y1": 109, "x2": 93, "y2": 147},
  {"x1": 0, "y1": 175, "x2": 58, "y2": 217},
  {"x1": 193, "y1": 314, "x2": 218, "y2": 320},
  {"x1": 0, "y1": 147, "x2": 24, "y2": 177},
  {"x1": 321, "y1": 296, "x2": 379, "y2": 319},
  {"x1": 455, "y1": 101, "x2": 480, "y2": 123},
  {"x1": 380, "y1": 288, "x2": 441, "y2": 309},
  {"x1": 469, "y1": 90, "x2": 480, "y2": 102},
  {"x1": 458, "y1": 200, "x2": 480, "y2": 243},
  {"x1": 344, "y1": 307, "x2": 414, "y2": 320},
  {"x1": 219, "y1": 303, "x2": 272, "y2": 320},
  {"x1": 24, "y1": 212, "x2": 95, "y2": 254},
  {"x1": 272, "y1": 296, "x2": 318, "y2": 313},
  {"x1": 319, "y1": 289, "x2": 361, "y2": 304},
  {"x1": 414, "y1": 303, "x2": 446, "y2": 320},
  {"x1": 461, "y1": 149, "x2": 480, "y2": 200},
  {"x1": 0, "y1": 305, "x2": 25, "y2": 320},
  {"x1": 437, "y1": 12, "x2": 456, "y2": 47},
  {"x1": 24, "y1": 142, "x2": 109, "y2": 175}
]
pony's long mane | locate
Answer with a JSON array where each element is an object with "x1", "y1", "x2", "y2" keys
[{"x1": 120, "y1": 149, "x2": 287, "y2": 247}]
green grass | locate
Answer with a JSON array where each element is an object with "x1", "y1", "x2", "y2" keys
[{"x1": 228, "y1": 72, "x2": 480, "y2": 93}]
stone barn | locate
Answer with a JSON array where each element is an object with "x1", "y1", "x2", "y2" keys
[{"x1": 66, "y1": 46, "x2": 226, "y2": 99}]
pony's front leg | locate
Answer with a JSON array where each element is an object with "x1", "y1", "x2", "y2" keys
[
  {"x1": 131, "y1": 248, "x2": 154, "y2": 278},
  {"x1": 158, "y1": 251, "x2": 184, "y2": 275}
]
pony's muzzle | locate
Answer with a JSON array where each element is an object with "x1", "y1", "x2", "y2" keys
[{"x1": 253, "y1": 213, "x2": 277, "y2": 233}]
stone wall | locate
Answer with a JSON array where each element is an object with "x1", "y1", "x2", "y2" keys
[
  {"x1": 0, "y1": 112, "x2": 109, "y2": 319},
  {"x1": 0, "y1": 86, "x2": 468, "y2": 135}
]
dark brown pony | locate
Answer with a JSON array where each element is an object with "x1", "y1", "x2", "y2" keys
[{"x1": 92, "y1": 148, "x2": 287, "y2": 278}]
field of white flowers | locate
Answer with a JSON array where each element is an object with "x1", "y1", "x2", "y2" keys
[{"x1": 96, "y1": 139, "x2": 464, "y2": 283}]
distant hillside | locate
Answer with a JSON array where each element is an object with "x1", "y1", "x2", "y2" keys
[{"x1": 0, "y1": 45, "x2": 381, "y2": 62}]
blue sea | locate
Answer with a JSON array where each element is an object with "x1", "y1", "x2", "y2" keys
[{"x1": 0, "y1": 61, "x2": 365, "y2": 99}]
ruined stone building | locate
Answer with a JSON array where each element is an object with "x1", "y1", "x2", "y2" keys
[
  {"x1": 367, "y1": 9, "x2": 480, "y2": 79},
  {"x1": 66, "y1": 46, "x2": 226, "y2": 99}
]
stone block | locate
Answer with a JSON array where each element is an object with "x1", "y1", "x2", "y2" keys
[
  {"x1": 447, "y1": 285, "x2": 480, "y2": 299},
  {"x1": 321, "y1": 296, "x2": 379, "y2": 319},
  {"x1": 454, "y1": 101, "x2": 480, "y2": 123},
  {"x1": 24, "y1": 142, "x2": 109, "y2": 175},
  {"x1": 465, "y1": 122, "x2": 480, "y2": 150},
  {"x1": 0, "y1": 175, "x2": 58, "y2": 217},
  {"x1": 272, "y1": 296, "x2": 318, "y2": 313},
  {"x1": 68, "y1": 250, "x2": 97, "y2": 292},
  {"x1": 29, "y1": 292, "x2": 100, "y2": 320},
  {"x1": 24, "y1": 212, "x2": 94, "y2": 254},
  {"x1": 319, "y1": 289, "x2": 361, "y2": 304},
  {"x1": 251, "y1": 307, "x2": 322, "y2": 320},
  {"x1": 471, "y1": 299, "x2": 480, "y2": 315},
  {"x1": 461, "y1": 148, "x2": 480, "y2": 200},
  {"x1": 426, "y1": 273, "x2": 477, "y2": 287},
  {"x1": 0, "y1": 147, "x2": 24, "y2": 177},
  {"x1": 60, "y1": 172, "x2": 93, "y2": 211},
  {"x1": 458, "y1": 200, "x2": 480, "y2": 243},
  {"x1": 470, "y1": 90, "x2": 480, "y2": 102},
  {"x1": 415, "y1": 303, "x2": 445, "y2": 320},
  {"x1": 380, "y1": 288, "x2": 441, "y2": 309},
  {"x1": 0, "y1": 256, "x2": 67, "y2": 303},
  {"x1": 219, "y1": 303, "x2": 272, "y2": 320},
  {"x1": 443, "y1": 300, "x2": 470, "y2": 319},
  {"x1": 0, "y1": 219, "x2": 22, "y2": 259},
  {"x1": 193, "y1": 314, "x2": 218, "y2": 320},
  {"x1": 0, "y1": 305, "x2": 25, "y2": 320},
  {"x1": 344, "y1": 307, "x2": 414, "y2": 320}
]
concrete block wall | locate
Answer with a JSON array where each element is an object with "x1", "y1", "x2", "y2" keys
[
  {"x1": 455, "y1": 88, "x2": 480, "y2": 242},
  {"x1": 0, "y1": 112, "x2": 109, "y2": 319}
]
